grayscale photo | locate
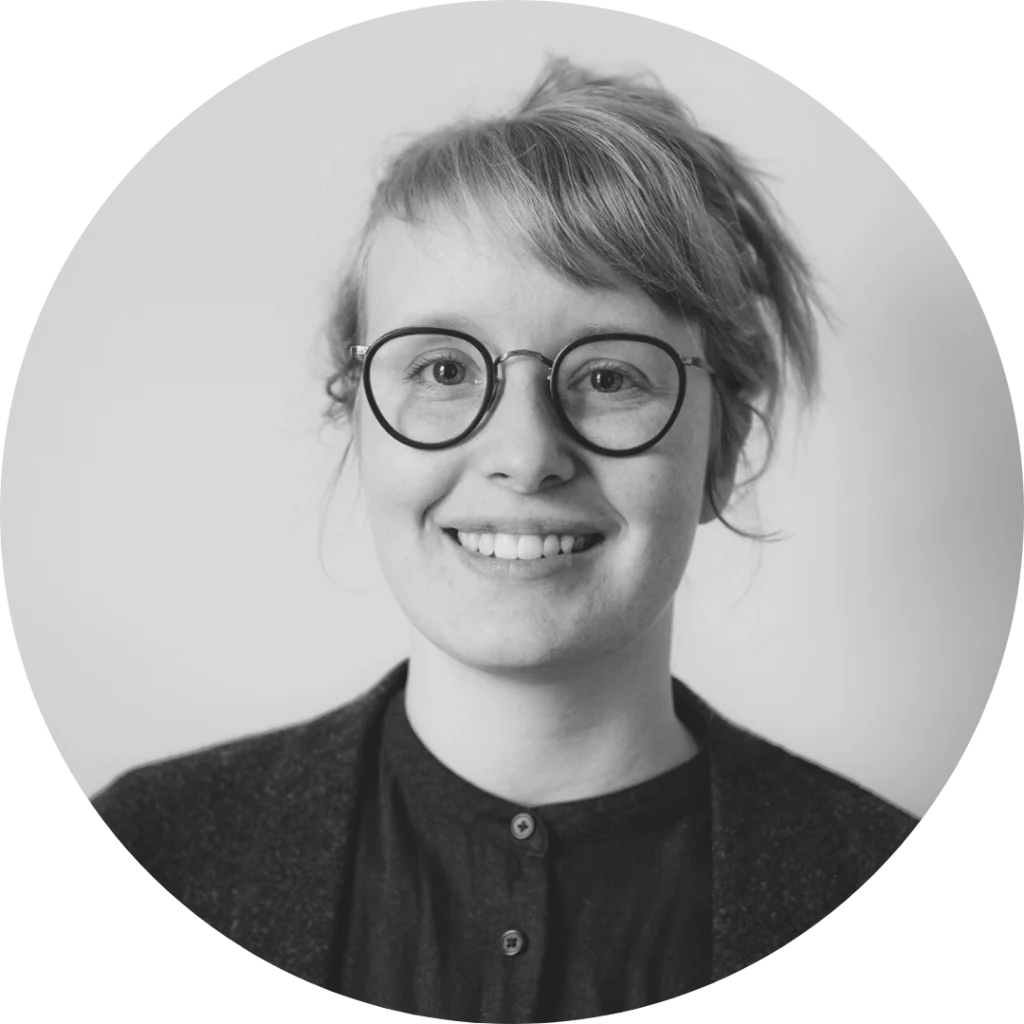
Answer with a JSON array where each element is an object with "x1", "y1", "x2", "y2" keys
[{"x1": 2, "y1": 3, "x2": 1020, "y2": 1021}]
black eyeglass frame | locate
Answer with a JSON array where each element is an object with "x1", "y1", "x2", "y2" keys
[{"x1": 350, "y1": 327, "x2": 716, "y2": 458}]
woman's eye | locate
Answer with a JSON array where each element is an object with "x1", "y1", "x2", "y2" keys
[
  {"x1": 432, "y1": 356, "x2": 464, "y2": 380},
  {"x1": 589, "y1": 368, "x2": 626, "y2": 392}
]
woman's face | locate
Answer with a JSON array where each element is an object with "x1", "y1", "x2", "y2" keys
[{"x1": 354, "y1": 211, "x2": 724, "y2": 672}]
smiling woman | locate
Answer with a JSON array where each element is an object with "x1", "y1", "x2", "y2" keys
[{"x1": 88, "y1": 55, "x2": 917, "y2": 1022}]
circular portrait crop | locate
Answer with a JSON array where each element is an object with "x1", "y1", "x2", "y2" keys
[{"x1": 2, "y1": 2, "x2": 1021, "y2": 1021}]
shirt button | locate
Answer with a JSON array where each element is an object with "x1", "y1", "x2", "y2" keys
[
  {"x1": 501, "y1": 929, "x2": 526, "y2": 956},
  {"x1": 510, "y1": 812, "x2": 535, "y2": 840}
]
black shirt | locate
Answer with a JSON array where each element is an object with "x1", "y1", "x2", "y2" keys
[{"x1": 339, "y1": 684, "x2": 712, "y2": 1022}]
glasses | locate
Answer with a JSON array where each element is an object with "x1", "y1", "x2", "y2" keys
[{"x1": 350, "y1": 328, "x2": 716, "y2": 457}]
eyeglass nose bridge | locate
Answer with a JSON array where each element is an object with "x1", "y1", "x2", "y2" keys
[{"x1": 487, "y1": 348, "x2": 556, "y2": 405}]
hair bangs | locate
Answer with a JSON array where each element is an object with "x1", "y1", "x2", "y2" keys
[{"x1": 370, "y1": 114, "x2": 732, "y2": 323}]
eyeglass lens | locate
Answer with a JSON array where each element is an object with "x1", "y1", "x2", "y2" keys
[{"x1": 366, "y1": 333, "x2": 682, "y2": 450}]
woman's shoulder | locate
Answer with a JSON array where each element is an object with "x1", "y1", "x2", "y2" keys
[
  {"x1": 708, "y1": 703, "x2": 918, "y2": 950},
  {"x1": 674, "y1": 678, "x2": 917, "y2": 866},
  {"x1": 710, "y1": 706, "x2": 916, "y2": 834},
  {"x1": 91, "y1": 663, "x2": 406, "y2": 891}
]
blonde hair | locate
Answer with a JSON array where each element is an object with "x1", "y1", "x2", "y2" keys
[{"x1": 325, "y1": 57, "x2": 824, "y2": 535}]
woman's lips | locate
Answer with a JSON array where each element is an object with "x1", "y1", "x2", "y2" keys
[
  {"x1": 440, "y1": 532, "x2": 598, "y2": 557},
  {"x1": 441, "y1": 528, "x2": 604, "y2": 580}
]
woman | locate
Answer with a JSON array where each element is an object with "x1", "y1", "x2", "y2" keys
[{"x1": 94, "y1": 58, "x2": 916, "y2": 1021}]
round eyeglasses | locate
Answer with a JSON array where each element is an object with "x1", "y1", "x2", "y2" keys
[{"x1": 350, "y1": 328, "x2": 716, "y2": 458}]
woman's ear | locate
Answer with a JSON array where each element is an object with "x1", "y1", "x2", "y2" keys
[{"x1": 699, "y1": 399, "x2": 752, "y2": 525}]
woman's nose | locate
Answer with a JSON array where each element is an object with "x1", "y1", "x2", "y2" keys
[
  {"x1": 477, "y1": 350, "x2": 581, "y2": 481},
  {"x1": 489, "y1": 354, "x2": 561, "y2": 430}
]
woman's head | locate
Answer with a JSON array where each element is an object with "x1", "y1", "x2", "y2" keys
[{"x1": 324, "y1": 58, "x2": 822, "y2": 671}]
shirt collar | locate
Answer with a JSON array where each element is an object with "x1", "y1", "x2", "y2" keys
[{"x1": 382, "y1": 682, "x2": 708, "y2": 847}]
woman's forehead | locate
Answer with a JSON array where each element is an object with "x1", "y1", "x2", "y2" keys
[
  {"x1": 362, "y1": 213, "x2": 698, "y2": 349},
  {"x1": 364, "y1": 213, "x2": 539, "y2": 303}
]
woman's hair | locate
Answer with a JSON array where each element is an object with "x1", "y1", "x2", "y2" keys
[{"x1": 324, "y1": 57, "x2": 824, "y2": 537}]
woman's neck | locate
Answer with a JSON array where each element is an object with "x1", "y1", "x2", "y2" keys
[{"x1": 403, "y1": 609, "x2": 698, "y2": 806}]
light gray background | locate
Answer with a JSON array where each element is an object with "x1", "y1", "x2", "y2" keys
[{"x1": 2, "y1": 2, "x2": 1019, "y2": 815}]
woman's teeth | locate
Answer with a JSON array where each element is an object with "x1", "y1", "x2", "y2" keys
[{"x1": 455, "y1": 531, "x2": 591, "y2": 560}]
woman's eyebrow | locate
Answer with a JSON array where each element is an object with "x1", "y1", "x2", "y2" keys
[
  {"x1": 391, "y1": 313, "x2": 663, "y2": 342},
  {"x1": 574, "y1": 320, "x2": 664, "y2": 338},
  {"x1": 393, "y1": 313, "x2": 483, "y2": 335}
]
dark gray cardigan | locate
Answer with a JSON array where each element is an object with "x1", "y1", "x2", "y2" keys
[{"x1": 93, "y1": 661, "x2": 917, "y2": 991}]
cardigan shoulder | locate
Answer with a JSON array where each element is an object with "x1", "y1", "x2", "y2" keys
[
  {"x1": 93, "y1": 711, "x2": 330, "y2": 869},
  {"x1": 720, "y1": 712, "x2": 921, "y2": 815},
  {"x1": 708, "y1": 709, "x2": 917, "y2": 853},
  {"x1": 91, "y1": 666, "x2": 402, "y2": 925},
  {"x1": 673, "y1": 677, "x2": 917, "y2": 848}
]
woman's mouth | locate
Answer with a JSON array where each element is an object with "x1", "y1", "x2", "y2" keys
[{"x1": 442, "y1": 528, "x2": 603, "y2": 560}]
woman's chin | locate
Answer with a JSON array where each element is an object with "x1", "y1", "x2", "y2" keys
[{"x1": 430, "y1": 626, "x2": 607, "y2": 675}]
